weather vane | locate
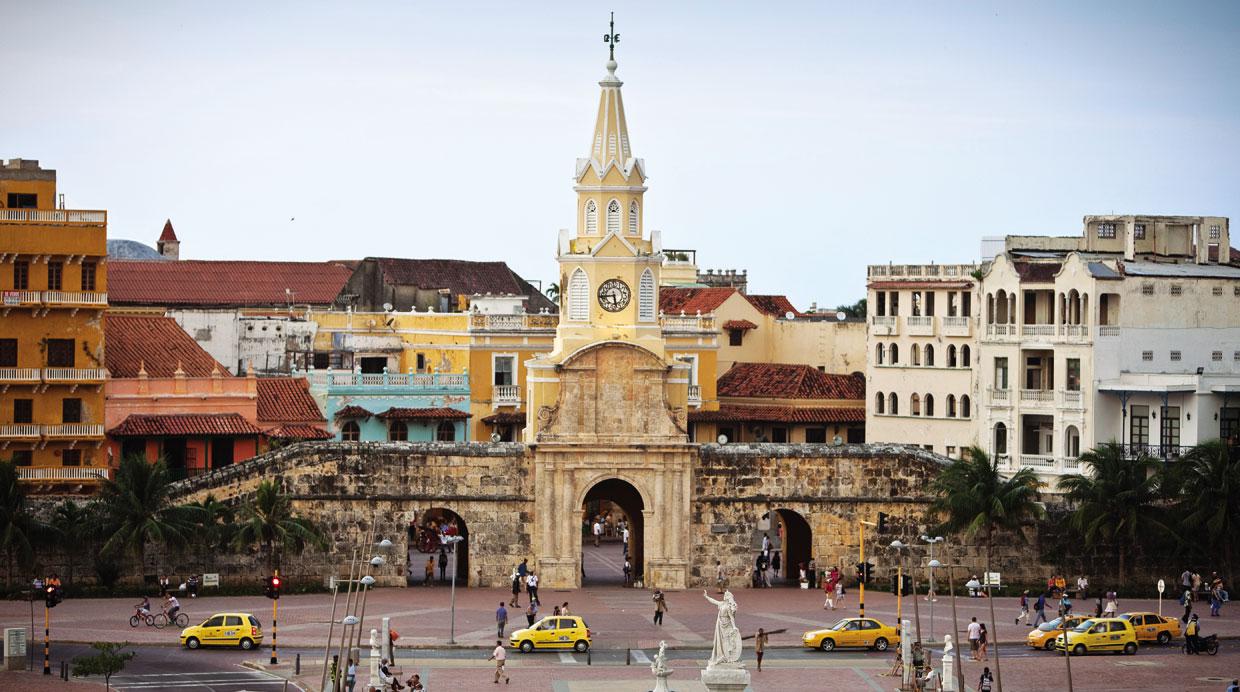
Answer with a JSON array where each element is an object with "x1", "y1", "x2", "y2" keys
[{"x1": 603, "y1": 11, "x2": 619, "y2": 60}]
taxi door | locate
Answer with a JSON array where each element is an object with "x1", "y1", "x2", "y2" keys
[
  {"x1": 220, "y1": 615, "x2": 245, "y2": 645},
  {"x1": 837, "y1": 621, "x2": 862, "y2": 647},
  {"x1": 553, "y1": 618, "x2": 579, "y2": 648},
  {"x1": 858, "y1": 620, "x2": 881, "y2": 647},
  {"x1": 1132, "y1": 615, "x2": 1156, "y2": 641},
  {"x1": 200, "y1": 615, "x2": 227, "y2": 645},
  {"x1": 1099, "y1": 621, "x2": 1126, "y2": 650}
]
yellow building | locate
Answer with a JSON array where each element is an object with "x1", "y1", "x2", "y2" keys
[{"x1": 0, "y1": 159, "x2": 109, "y2": 486}]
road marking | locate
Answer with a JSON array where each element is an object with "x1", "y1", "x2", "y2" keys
[
  {"x1": 631, "y1": 649, "x2": 651, "y2": 663},
  {"x1": 558, "y1": 652, "x2": 578, "y2": 664}
]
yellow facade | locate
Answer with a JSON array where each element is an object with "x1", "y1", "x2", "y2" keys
[{"x1": 0, "y1": 159, "x2": 109, "y2": 485}]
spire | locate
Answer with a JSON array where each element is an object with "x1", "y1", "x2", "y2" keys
[
  {"x1": 158, "y1": 219, "x2": 178, "y2": 242},
  {"x1": 583, "y1": 12, "x2": 637, "y2": 176}
]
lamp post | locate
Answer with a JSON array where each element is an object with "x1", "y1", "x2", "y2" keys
[
  {"x1": 920, "y1": 535, "x2": 943, "y2": 600},
  {"x1": 934, "y1": 560, "x2": 964, "y2": 692},
  {"x1": 444, "y1": 535, "x2": 465, "y2": 644},
  {"x1": 890, "y1": 540, "x2": 919, "y2": 690},
  {"x1": 321, "y1": 550, "x2": 358, "y2": 692},
  {"x1": 335, "y1": 614, "x2": 359, "y2": 692}
]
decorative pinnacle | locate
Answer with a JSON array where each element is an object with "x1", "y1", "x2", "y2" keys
[{"x1": 603, "y1": 11, "x2": 619, "y2": 61}]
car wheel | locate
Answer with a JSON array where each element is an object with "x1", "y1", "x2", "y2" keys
[
  {"x1": 874, "y1": 638, "x2": 889, "y2": 652},
  {"x1": 574, "y1": 640, "x2": 589, "y2": 653},
  {"x1": 239, "y1": 638, "x2": 254, "y2": 651},
  {"x1": 1157, "y1": 631, "x2": 1171, "y2": 645},
  {"x1": 520, "y1": 640, "x2": 534, "y2": 653},
  {"x1": 820, "y1": 638, "x2": 835, "y2": 652},
  {"x1": 1123, "y1": 641, "x2": 1137, "y2": 655},
  {"x1": 1043, "y1": 640, "x2": 1056, "y2": 651},
  {"x1": 1072, "y1": 644, "x2": 1086, "y2": 656},
  {"x1": 185, "y1": 637, "x2": 200, "y2": 650}
]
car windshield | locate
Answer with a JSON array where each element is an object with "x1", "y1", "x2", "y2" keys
[
  {"x1": 1038, "y1": 617, "x2": 1064, "y2": 631},
  {"x1": 1072, "y1": 619, "x2": 1097, "y2": 633},
  {"x1": 829, "y1": 619, "x2": 852, "y2": 631}
]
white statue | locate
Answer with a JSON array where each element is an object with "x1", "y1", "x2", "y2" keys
[
  {"x1": 652, "y1": 640, "x2": 669, "y2": 675},
  {"x1": 369, "y1": 628, "x2": 380, "y2": 650},
  {"x1": 703, "y1": 590, "x2": 743, "y2": 668}
]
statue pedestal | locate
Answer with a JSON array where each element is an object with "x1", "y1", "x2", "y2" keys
[
  {"x1": 940, "y1": 653, "x2": 957, "y2": 692},
  {"x1": 700, "y1": 665, "x2": 750, "y2": 692},
  {"x1": 651, "y1": 667, "x2": 674, "y2": 692}
]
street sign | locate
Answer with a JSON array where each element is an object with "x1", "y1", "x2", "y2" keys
[
  {"x1": 1157, "y1": 579, "x2": 1165, "y2": 594},
  {"x1": 202, "y1": 573, "x2": 220, "y2": 587}
]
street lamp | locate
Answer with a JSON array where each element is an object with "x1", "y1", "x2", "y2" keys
[
  {"x1": 919, "y1": 535, "x2": 944, "y2": 600},
  {"x1": 930, "y1": 560, "x2": 964, "y2": 692},
  {"x1": 444, "y1": 535, "x2": 465, "y2": 644},
  {"x1": 890, "y1": 540, "x2": 919, "y2": 690}
]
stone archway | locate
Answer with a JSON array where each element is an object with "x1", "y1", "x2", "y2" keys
[
  {"x1": 408, "y1": 508, "x2": 469, "y2": 586},
  {"x1": 760, "y1": 508, "x2": 812, "y2": 586},
  {"x1": 580, "y1": 477, "x2": 645, "y2": 586}
]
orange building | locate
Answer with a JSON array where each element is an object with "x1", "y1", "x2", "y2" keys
[{"x1": 0, "y1": 159, "x2": 109, "y2": 488}]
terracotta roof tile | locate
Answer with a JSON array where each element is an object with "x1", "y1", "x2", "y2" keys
[
  {"x1": 108, "y1": 260, "x2": 355, "y2": 307},
  {"x1": 334, "y1": 405, "x2": 374, "y2": 419},
  {"x1": 105, "y1": 315, "x2": 228, "y2": 378},
  {"x1": 745, "y1": 294, "x2": 803, "y2": 318},
  {"x1": 658, "y1": 287, "x2": 737, "y2": 314},
  {"x1": 718, "y1": 363, "x2": 865, "y2": 400},
  {"x1": 265, "y1": 424, "x2": 332, "y2": 440},
  {"x1": 371, "y1": 258, "x2": 556, "y2": 313},
  {"x1": 688, "y1": 405, "x2": 865, "y2": 424},
  {"x1": 109, "y1": 413, "x2": 264, "y2": 436},
  {"x1": 722, "y1": 319, "x2": 758, "y2": 330},
  {"x1": 158, "y1": 219, "x2": 178, "y2": 242},
  {"x1": 376, "y1": 407, "x2": 471, "y2": 420},
  {"x1": 256, "y1": 378, "x2": 324, "y2": 424}
]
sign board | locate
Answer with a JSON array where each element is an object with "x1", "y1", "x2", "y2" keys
[
  {"x1": 2, "y1": 292, "x2": 19, "y2": 307},
  {"x1": 1157, "y1": 579, "x2": 1165, "y2": 594},
  {"x1": 202, "y1": 573, "x2": 220, "y2": 588}
]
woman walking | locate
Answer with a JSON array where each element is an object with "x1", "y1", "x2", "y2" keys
[
  {"x1": 978, "y1": 622, "x2": 989, "y2": 661},
  {"x1": 1103, "y1": 590, "x2": 1118, "y2": 618}
]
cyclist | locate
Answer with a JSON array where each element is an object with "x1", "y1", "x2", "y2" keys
[
  {"x1": 134, "y1": 596, "x2": 152, "y2": 621},
  {"x1": 163, "y1": 593, "x2": 182, "y2": 623}
]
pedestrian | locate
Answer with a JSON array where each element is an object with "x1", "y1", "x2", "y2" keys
[
  {"x1": 1226, "y1": 679, "x2": 1238, "y2": 692},
  {"x1": 561, "y1": 602, "x2": 571, "y2": 616},
  {"x1": 509, "y1": 569, "x2": 521, "y2": 607},
  {"x1": 754, "y1": 627, "x2": 768, "y2": 672},
  {"x1": 1033, "y1": 591, "x2": 1048, "y2": 626},
  {"x1": 1103, "y1": 590, "x2": 1118, "y2": 618},
  {"x1": 1060, "y1": 593, "x2": 1072, "y2": 617},
  {"x1": 978, "y1": 666, "x2": 994, "y2": 692},
  {"x1": 1211, "y1": 583, "x2": 1224, "y2": 617},
  {"x1": 158, "y1": 574, "x2": 169, "y2": 597},
  {"x1": 653, "y1": 589, "x2": 668, "y2": 625},
  {"x1": 624, "y1": 556, "x2": 633, "y2": 585},
  {"x1": 835, "y1": 578, "x2": 845, "y2": 607},
  {"x1": 772, "y1": 551, "x2": 782, "y2": 579},
  {"x1": 1181, "y1": 568, "x2": 1193, "y2": 593},
  {"x1": 407, "y1": 673, "x2": 425, "y2": 691},
  {"x1": 489, "y1": 640, "x2": 510, "y2": 684},
  {"x1": 187, "y1": 574, "x2": 199, "y2": 599},
  {"x1": 715, "y1": 560, "x2": 726, "y2": 594},
  {"x1": 1076, "y1": 574, "x2": 1089, "y2": 600},
  {"x1": 518, "y1": 558, "x2": 529, "y2": 581},
  {"x1": 967, "y1": 617, "x2": 982, "y2": 661},
  {"x1": 762, "y1": 533, "x2": 771, "y2": 552},
  {"x1": 438, "y1": 548, "x2": 448, "y2": 582},
  {"x1": 379, "y1": 658, "x2": 404, "y2": 690},
  {"x1": 1182, "y1": 589, "x2": 1194, "y2": 623},
  {"x1": 345, "y1": 657, "x2": 357, "y2": 692},
  {"x1": 526, "y1": 570, "x2": 540, "y2": 605},
  {"x1": 496, "y1": 602, "x2": 508, "y2": 639},
  {"x1": 764, "y1": 559, "x2": 775, "y2": 588},
  {"x1": 824, "y1": 577, "x2": 835, "y2": 610},
  {"x1": 807, "y1": 557, "x2": 818, "y2": 589},
  {"x1": 1015, "y1": 590, "x2": 1029, "y2": 625},
  {"x1": 978, "y1": 622, "x2": 989, "y2": 660},
  {"x1": 622, "y1": 525, "x2": 630, "y2": 553},
  {"x1": 423, "y1": 556, "x2": 434, "y2": 586},
  {"x1": 593, "y1": 519, "x2": 602, "y2": 547},
  {"x1": 526, "y1": 600, "x2": 538, "y2": 627},
  {"x1": 1185, "y1": 614, "x2": 1200, "y2": 654},
  {"x1": 553, "y1": 605, "x2": 561, "y2": 617},
  {"x1": 1094, "y1": 596, "x2": 1103, "y2": 618}
]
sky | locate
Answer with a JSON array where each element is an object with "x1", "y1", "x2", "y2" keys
[{"x1": 4, "y1": 1, "x2": 1238, "y2": 308}]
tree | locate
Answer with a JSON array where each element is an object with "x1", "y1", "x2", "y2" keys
[
  {"x1": 0, "y1": 460, "x2": 46, "y2": 588},
  {"x1": 98, "y1": 456, "x2": 203, "y2": 574},
  {"x1": 72, "y1": 641, "x2": 136, "y2": 690},
  {"x1": 50, "y1": 500, "x2": 100, "y2": 587},
  {"x1": 1176, "y1": 439, "x2": 1240, "y2": 584},
  {"x1": 1056, "y1": 442, "x2": 1170, "y2": 583},
  {"x1": 188, "y1": 494, "x2": 233, "y2": 573},
  {"x1": 231, "y1": 479, "x2": 327, "y2": 572},
  {"x1": 544, "y1": 282, "x2": 560, "y2": 302},
  {"x1": 834, "y1": 298, "x2": 867, "y2": 319}
]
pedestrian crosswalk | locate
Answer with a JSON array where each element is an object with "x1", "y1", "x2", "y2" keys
[{"x1": 110, "y1": 669, "x2": 296, "y2": 690}]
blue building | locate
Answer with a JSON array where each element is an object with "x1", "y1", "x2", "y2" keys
[{"x1": 300, "y1": 369, "x2": 472, "y2": 442}]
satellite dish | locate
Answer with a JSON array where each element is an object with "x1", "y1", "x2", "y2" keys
[
  {"x1": 717, "y1": 434, "x2": 729, "y2": 444},
  {"x1": 836, "y1": 311, "x2": 847, "y2": 321},
  {"x1": 832, "y1": 435, "x2": 844, "y2": 446},
  {"x1": 784, "y1": 311, "x2": 795, "y2": 320},
  {"x1": 382, "y1": 302, "x2": 394, "y2": 312},
  {"x1": 490, "y1": 433, "x2": 502, "y2": 442}
]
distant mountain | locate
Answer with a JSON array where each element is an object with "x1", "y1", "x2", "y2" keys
[{"x1": 107, "y1": 239, "x2": 167, "y2": 260}]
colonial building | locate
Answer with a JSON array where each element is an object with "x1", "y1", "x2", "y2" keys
[{"x1": 0, "y1": 159, "x2": 110, "y2": 487}]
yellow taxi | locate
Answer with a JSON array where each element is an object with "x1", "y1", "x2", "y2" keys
[
  {"x1": 1119, "y1": 612, "x2": 1181, "y2": 644},
  {"x1": 1053, "y1": 617, "x2": 1138, "y2": 655},
  {"x1": 509, "y1": 615, "x2": 592, "y2": 653},
  {"x1": 802, "y1": 617, "x2": 900, "y2": 652},
  {"x1": 1026, "y1": 615, "x2": 1089, "y2": 650},
  {"x1": 180, "y1": 612, "x2": 264, "y2": 650}
]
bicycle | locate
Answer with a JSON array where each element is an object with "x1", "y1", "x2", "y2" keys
[
  {"x1": 129, "y1": 609, "x2": 155, "y2": 628},
  {"x1": 153, "y1": 610, "x2": 189, "y2": 629}
]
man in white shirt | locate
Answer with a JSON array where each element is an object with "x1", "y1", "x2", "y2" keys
[
  {"x1": 164, "y1": 594, "x2": 181, "y2": 622},
  {"x1": 526, "y1": 571, "x2": 540, "y2": 605},
  {"x1": 593, "y1": 520, "x2": 602, "y2": 547},
  {"x1": 1076, "y1": 575, "x2": 1089, "y2": 599},
  {"x1": 622, "y1": 527, "x2": 630, "y2": 552},
  {"x1": 967, "y1": 617, "x2": 982, "y2": 661},
  {"x1": 489, "y1": 640, "x2": 510, "y2": 684}
]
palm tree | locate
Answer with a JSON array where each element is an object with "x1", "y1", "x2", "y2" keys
[
  {"x1": 1177, "y1": 439, "x2": 1240, "y2": 583},
  {"x1": 0, "y1": 461, "x2": 46, "y2": 588},
  {"x1": 187, "y1": 494, "x2": 233, "y2": 573},
  {"x1": 50, "y1": 500, "x2": 100, "y2": 587},
  {"x1": 927, "y1": 446, "x2": 1045, "y2": 562},
  {"x1": 231, "y1": 480, "x2": 326, "y2": 572},
  {"x1": 1056, "y1": 442, "x2": 1170, "y2": 583},
  {"x1": 98, "y1": 456, "x2": 203, "y2": 575},
  {"x1": 544, "y1": 282, "x2": 560, "y2": 303}
]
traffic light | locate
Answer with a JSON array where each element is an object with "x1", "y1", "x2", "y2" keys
[
  {"x1": 877, "y1": 512, "x2": 888, "y2": 534},
  {"x1": 264, "y1": 575, "x2": 281, "y2": 600},
  {"x1": 856, "y1": 561, "x2": 872, "y2": 583},
  {"x1": 43, "y1": 585, "x2": 62, "y2": 608}
]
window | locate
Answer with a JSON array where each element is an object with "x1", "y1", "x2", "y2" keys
[
  {"x1": 1130, "y1": 405, "x2": 1149, "y2": 446},
  {"x1": 13, "y1": 399, "x2": 33, "y2": 424},
  {"x1": 81, "y1": 262, "x2": 97, "y2": 291},
  {"x1": 1213, "y1": 351, "x2": 1223, "y2": 362},
  {"x1": 910, "y1": 393, "x2": 921, "y2": 416},
  {"x1": 947, "y1": 345, "x2": 957, "y2": 368},
  {"x1": 0, "y1": 339, "x2": 15, "y2": 367},
  {"x1": 890, "y1": 292, "x2": 899, "y2": 316},
  {"x1": 1142, "y1": 351, "x2": 1153, "y2": 361},
  {"x1": 924, "y1": 394, "x2": 935, "y2": 417},
  {"x1": 911, "y1": 292, "x2": 922, "y2": 317},
  {"x1": 1161, "y1": 406, "x2": 1181, "y2": 450},
  {"x1": 875, "y1": 392, "x2": 885, "y2": 415},
  {"x1": 584, "y1": 200, "x2": 598, "y2": 234},
  {"x1": 924, "y1": 344, "x2": 934, "y2": 367},
  {"x1": 493, "y1": 355, "x2": 515, "y2": 386},
  {"x1": 341, "y1": 421, "x2": 360, "y2": 441},
  {"x1": 875, "y1": 343, "x2": 884, "y2": 365},
  {"x1": 961, "y1": 345, "x2": 971, "y2": 368},
  {"x1": 204, "y1": 615, "x2": 226, "y2": 628},
  {"x1": 771, "y1": 427, "x2": 788, "y2": 443},
  {"x1": 46, "y1": 339, "x2": 74, "y2": 367},
  {"x1": 1066, "y1": 359, "x2": 1081, "y2": 391},
  {"x1": 13, "y1": 261, "x2": 29, "y2": 290},
  {"x1": 415, "y1": 353, "x2": 427, "y2": 372},
  {"x1": 628, "y1": 201, "x2": 639, "y2": 235},
  {"x1": 6, "y1": 193, "x2": 37, "y2": 208},
  {"x1": 994, "y1": 357, "x2": 1008, "y2": 390},
  {"x1": 436, "y1": 421, "x2": 456, "y2": 441},
  {"x1": 48, "y1": 262, "x2": 63, "y2": 291},
  {"x1": 1065, "y1": 425, "x2": 1080, "y2": 458},
  {"x1": 1170, "y1": 284, "x2": 1182, "y2": 296},
  {"x1": 1141, "y1": 284, "x2": 1154, "y2": 296},
  {"x1": 62, "y1": 449, "x2": 81, "y2": 466},
  {"x1": 947, "y1": 394, "x2": 957, "y2": 417},
  {"x1": 1210, "y1": 224, "x2": 1222, "y2": 240},
  {"x1": 11, "y1": 450, "x2": 31, "y2": 466},
  {"x1": 606, "y1": 199, "x2": 621, "y2": 234},
  {"x1": 1214, "y1": 286, "x2": 1224, "y2": 296},
  {"x1": 608, "y1": 133, "x2": 617, "y2": 156},
  {"x1": 911, "y1": 343, "x2": 921, "y2": 366},
  {"x1": 993, "y1": 422, "x2": 1007, "y2": 455},
  {"x1": 638, "y1": 269, "x2": 655, "y2": 322},
  {"x1": 960, "y1": 395, "x2": 971, "y2": 418},
  {"x1": 875, "y1": 292, "x2": 886, "y2": 316},
  {"x1": 889, "y1": 343, "x2": 899, "y2": 364},
  {"x1": 62, "y1": 398, "x2": 82, "y2": 423},
  {"x1": 567, "y1": 268, "x2": 589, "y2": 321},
  {"x1": 947, "y1": 292, "x2": 958, "y2": 317},
  {"x1": 888, "y1": 392, "x2": 898, "y2": 415},
  {"x1": 946, "y1": 446, "x2": 956, "y2": 459},
  {"x1": 1097, "y1": 222, "x2": 1116, "y2": 238},
  {"x1": 1134, "y1": 223, "x2": 1146, "y2": 239},
  {"x1": 729, "y1": 330, "x2": 743, "y2": 346},
  {"x1": 388, "y1": 421, "x2": 408, "y2": 441},
  {"x1": 1170, "y1": 351, "x2": 1181, "y2": 362},
  {"x1": 805, "y1": 427, "x2": 827, "y2": 443},
  {"x1": 224, "y1": 615, "x2": 243, "y2": 627}
]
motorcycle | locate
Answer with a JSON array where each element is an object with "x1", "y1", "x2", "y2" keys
[{"x1": 1185, "y1": 633, "x2": 1219, "y2": 655}]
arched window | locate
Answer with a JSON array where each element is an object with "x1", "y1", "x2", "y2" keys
[
  {"x1": 888, "y1": 392, "x2": 898, "y2": 415},
  {"x1": 876, "y1": 343, "x2": 885, "y2": 365},
  {"x1": 993, "y1": 422, "x2": 1007, "y2": 455},
  {"x1": 947, "y1": 344, "x2": 958, "y2": 368},
  {"x1": 607, "y1": 199, "x2": 621, "y2": 234},
  {"x1": 875, "y1": 392, "x2": 885, "y2": 414},
  {"x1": 1065, "y1": 425, "x2": 1081, "y2": 458},
  {"x1": 961, "y1": 394, "x2": 971, "y2": 418},
  {"x1": 628, "y1": 201, "x2": 639, "y2": 235},
  {"x1": 388, "y1": 421, "x2": 408, "y2": 442},
  {"x1": 436, "y1": 421, "x2": 456, "y2": 442},
  {"x1": 584, "y1": 200, "x2": 598, "y2": 234},
  {"x1": 911, "y1": 343, "x2": 921, "y2": 366},
  {"x1": 924, "y1": 394, "x2": 935, "y2": 417},
  {"x1": 911, "y1": 393, "x2": 921, "y2": 416},
  {"x1": 961, "y1": 345, "x2": 971, "y2": 368},
  {"x1": 924, "y1": 344, "x2": 935, "y2": 367},
  {"x1": 341, "y1": 421, "x2": 360, "y2": 442},
  {"x1": 567, "y1": 268, "x2": 589, "y2": 321},
  {"x1": 638, "y1": 268, "x2": 656, "y2": 322},
  {"x1": 947, "y1": 394, "x2": 957, "y2": 417},
  {"x1": 889, "y1": 343, "x2": 899, "y2": 364}
]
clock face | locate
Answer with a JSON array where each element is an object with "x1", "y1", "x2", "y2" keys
[{"x1": 597, "y1": 278, "x2": 631, "y2": 312}]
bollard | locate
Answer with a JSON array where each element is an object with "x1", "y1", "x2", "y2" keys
[
  {"x1": 61, "y1": 660, "x2": 68, "y2": 680},
  {"x1": 587, "y1": 648, "x2": 591, "y2": 665},
  {"x1": 626, "y1": 647, "x2": 630, "y2": 665}
]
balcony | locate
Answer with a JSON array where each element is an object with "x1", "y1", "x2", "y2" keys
[
  {"x1": 0, "y1": 368, "x2": 41, "y2": 384},
  {"x1": 941, "y1": 316, "x2": 971, "y2": 337},
  {"x1": 493, "y1": 384, "x2": 520, "y2": 406},
  {"x1": 660, "y1": 314, "x2": 715, "y2": 333},
  {"x1": 988, "y1": 388, "x2": 1010, "y2": 405},
  {"x1": 0, "y1": 424, "x2": 41, "y2": 440},
  {"x1": 1121, "y1": 444, "x2": 1192, "y2": 462},
  {"x1": 906, "y1": 315, "x2": 935, "y2": 336},
  {"x1": 869, "y1": 315, "x2": 898, "y2": 336},
  {"x1": 42, "y1": 424, "x2": 105, "y2": 438},
  {"x1": 0, "y1": 209, "x2": 107, "y2": 225},
  {"x1": 1020, "y1": 324, "x2": 1056, "y2": 339},
  {"x1": 18, "y1": 466, "x2": 110, "y2": 482},
  {"x1": 299, "y1": 369, "x2": 469, "y2": 392},
  {"x1": 984, "y1": 323, "x2": 1017, "y2": 341},
  {"x1": 1018, "y1": 454, "x2": 1056, "y2": 469},
  {"x1": 469, "y1": 313, "x2": 558, "y2": 331},
  {"x1": 1019, "y1": 389, "x2": 1055, "y2": 408},
  {"x1": 43, "y1": 368, "x2": 107, "y2": 384},
  {"x1": 1061, "y1": 390, "x2": 1083, "y2": 409},
  {"x1": 1059, "y1": 324, "x2": 1090, "y2": 343},
  {"x1": 42, "y1": 291, "x2": 107, "y2": 307},
  {"x1": 1, "y1": 290, "x2": 42, "y2": 308},
  {"x1": 688, "y1": 384, "x2": 702, "y2": 407}
]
